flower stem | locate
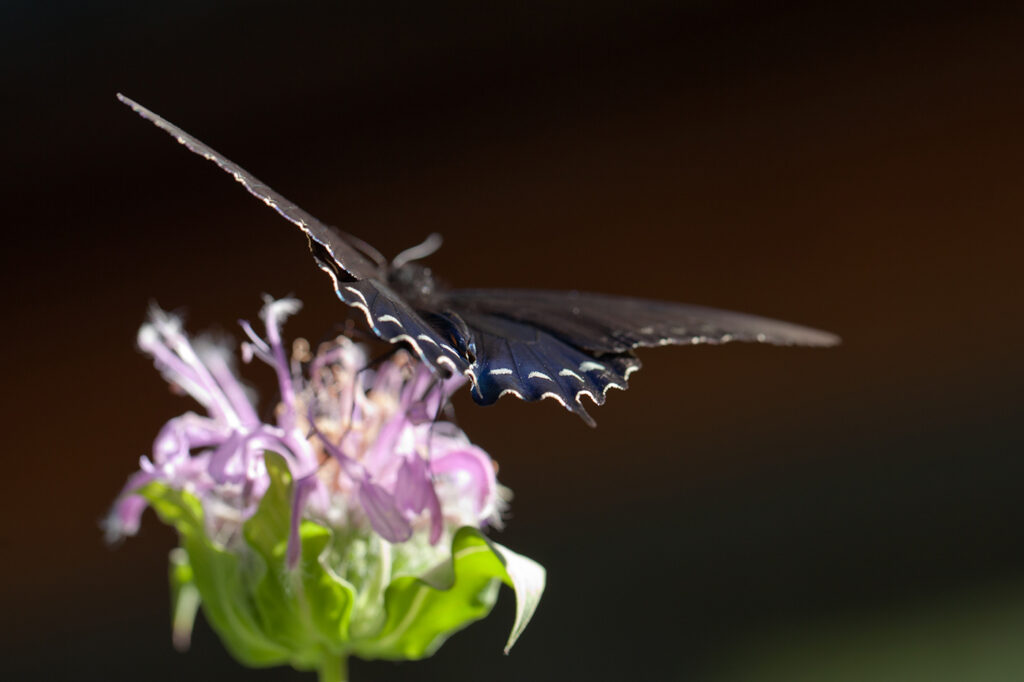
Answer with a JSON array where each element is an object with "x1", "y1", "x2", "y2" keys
[{"x1": 318, "y1": 654, "x2": 347, "y2": 682}]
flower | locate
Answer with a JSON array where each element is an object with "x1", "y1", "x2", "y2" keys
[
  {"x1": 108, "y1": 297, "x2": 501, "y2": 552},
  {"x1": 106, "y1": 298, "x2": 543, "y2": 679}
]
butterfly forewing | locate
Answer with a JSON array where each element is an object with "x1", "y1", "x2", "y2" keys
[{"x1": 117, "y1": 94, "x2": 381, "y2": 281}]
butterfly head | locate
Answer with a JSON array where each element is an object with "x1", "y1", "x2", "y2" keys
[{"x1": 387, "y1": 262, "x2": 438, "y2": 303}]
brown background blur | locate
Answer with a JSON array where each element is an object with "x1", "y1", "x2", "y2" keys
[{"x1": 4, "y1": 1, "x2": 1024, "y2": 680}]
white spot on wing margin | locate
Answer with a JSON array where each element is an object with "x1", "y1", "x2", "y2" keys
[
  {"x1": 539, "y1": 391, "x2": 568, "y2": 408},
  {"x1": 376, "y1": 314, "x2": 403, "y2": 326},
  {"x1": 343, "y1": 286, "x2": 368, "y2": 306},
  {"x1": 559, "y1": 368, "x2": 585, "y2": 382}
]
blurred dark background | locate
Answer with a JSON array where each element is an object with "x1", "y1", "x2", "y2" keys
[{"x1": 4, "y1": 1, "x2": 1024, "y2": 680}]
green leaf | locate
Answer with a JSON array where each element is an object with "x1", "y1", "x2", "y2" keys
[
  {"x1": 168, "y1": 547, "x2": 200, "y2": 652},
  {"x1": 137, "y1": 455, "x2": 545, "y2": 672},
  {"x1": 240, "y1": 452, "x2": 356, "y2": 668},
  {"x1": 138, "y1": 482, "x2": 293, "y2": 666},
  {"x1": 353, "y1": 526, "x2": 546, "y2": 660},
  {"x1": 138, "y1": 457, "x2": 358, "y2": 671},
  {"x1": 488, "y1": 538, "x2": 546, "y2": 654}
]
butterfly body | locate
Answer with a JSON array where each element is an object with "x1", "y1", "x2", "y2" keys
[{"x1": 119, "y1": 94, "x2": 839, "y2": 425}]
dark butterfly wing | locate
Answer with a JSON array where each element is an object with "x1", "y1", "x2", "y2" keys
[
  {"x1": 453, "y1": 309, "x2": 640, "y2": 426},
  {"x1": 444, "y1": 289, "x2": 838, "y2": 424},
  {"x1": 117, "y1": 94, "x2": 381, "y2": 281},
  {"x1": 335, "y1": 280, "x2": 470, "y2": 377},
  {"x1": 446, "y1": 289, "x2": 840, "y2": 351},
  {"x1": 121, "y1": 95, "x2": 840, "y2": 426},
  {"x1": 119, "y1": 95, "x2": 465, "y2": 371}
]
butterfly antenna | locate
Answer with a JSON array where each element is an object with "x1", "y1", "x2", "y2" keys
[
  {"x1": 392, "y1": 233, "x2": 443, "y2": 269},
  {"x1": 338, "y1": 231, "x2": 387, "y2": 268}
]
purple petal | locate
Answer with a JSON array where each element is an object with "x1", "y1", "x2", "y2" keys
[
  {"x1": 422, "y1": 369, "x2": 467, "y2": 417},
  {"x1": 426, "y1": 490, "x2": 443, "y2": 543},
  {"x1": 286, "y1": 474, "x2": 320, "y2": 570},
  {"x1": 247, "y1": 425, "x2": 318, "y2": 477},
  {"x1": 198, "y1": 346, "x2": 260, "y2": 428},
  {"x1": 206, "y1": 430, "x2": 246, "y2": 483},
  {"x1": 399, "y1": 365, "x2": 463, "y2": 425},
  {"x1": 259, "y1": 298, "x2": 302, "y2": 432},
  {"x1": 139, "y1": 310, "x2": 242, "y2": 427},
  {"x1": 394, "y1": 456, "x2": 443, "y2": 544},
  {"x1": 394, "y1": 455, "x2": 432, "y2": 513},
  {"x1": 358, "y1": 480, "x2": 412, "y2": 543},
  {"x1": 362, "y1": 411, "x2": 409, "y2": 474},
  {"x1": 104, "y1": 470, "x2": 157, "y2": 542},
  {"x1": 405, "y1": 402, "x2": 433, "y2": 425},
  {"x1": 432, "y1": 446, "x2": 496, "y2": 519},
  {"x1": 152, "y1": 413, "x2": 226, "y2": 463}
]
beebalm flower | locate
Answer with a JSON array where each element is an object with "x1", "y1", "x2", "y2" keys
[{"x1": 107, "y1": 298, "x2": 544, "y2": 681}]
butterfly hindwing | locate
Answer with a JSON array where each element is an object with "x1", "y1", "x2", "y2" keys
[{"x1": 457, "y1": 311, "x2": 642, "y2": 426}]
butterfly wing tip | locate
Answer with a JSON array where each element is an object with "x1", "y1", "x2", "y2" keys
[
  {"x1": 116, "y1": 93, "x2": 141, "y2": 110},
  {"x1": 573, "y1": 405, "x2": 597, "y2": 428},
  {"x1": 809, "y1": 330, "x2": 841, "y2": 347}
]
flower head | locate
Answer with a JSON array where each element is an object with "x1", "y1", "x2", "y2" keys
[
  {"x1": 107, "y1": 299, "x2": 542, "y2": 678},
  {"x1": 109, "y1": 297, "x2": 501, "y2": 556}
]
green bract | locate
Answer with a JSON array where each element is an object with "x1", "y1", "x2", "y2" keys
[{"x1": 138, "y1": 452, "x2": 544, "y2": 679}]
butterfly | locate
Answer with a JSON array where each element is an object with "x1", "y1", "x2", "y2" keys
[{"x1": 118, "y1": 94, "x2": 839, "y2": 426}]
